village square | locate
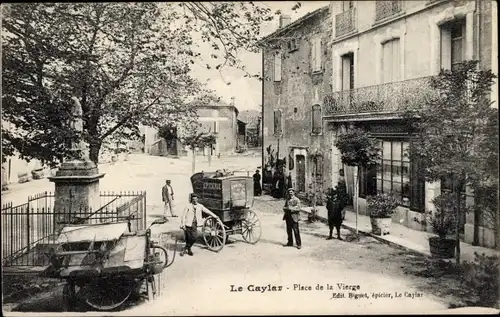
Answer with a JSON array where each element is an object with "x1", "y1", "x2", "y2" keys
[{"x1": 1, "y1": 1, "x2": 499, "y2": 315}]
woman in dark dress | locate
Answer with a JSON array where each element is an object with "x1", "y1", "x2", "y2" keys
[{"x1": 253, "y1": 170, "x2": 262, "y2": 196}]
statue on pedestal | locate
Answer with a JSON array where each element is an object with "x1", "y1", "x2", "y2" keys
[{"x1": 70, "y1": 97, "x2": 89, "y2": 161}]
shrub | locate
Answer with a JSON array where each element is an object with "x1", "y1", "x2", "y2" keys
[
  {"x1": 461, "y1": 252, "x2": 500, "y2": 308},
  {"x1": 367, "y1": 192, "x2": 400, "y2": 218},
  {"x1": 429, "y1": 192, "x2": 462, "y2": 239}
]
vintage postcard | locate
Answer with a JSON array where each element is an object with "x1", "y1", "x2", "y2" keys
[{"x1": 1, "y1": 1, "x2": 499, "y2": 316}]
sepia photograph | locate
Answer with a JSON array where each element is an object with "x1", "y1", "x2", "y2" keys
[{"x1": 1, "y1": 1, "x2": 499, "y2": 315}]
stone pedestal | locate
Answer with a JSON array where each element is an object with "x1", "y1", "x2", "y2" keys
[{"x1": 49, "y1": 159, "x2": 105, "y2": 232}]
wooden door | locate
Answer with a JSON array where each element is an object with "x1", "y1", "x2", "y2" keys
[{"x1": 296, "y1": 155, "x2": 306, "y2": 193}]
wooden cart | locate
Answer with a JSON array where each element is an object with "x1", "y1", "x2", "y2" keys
[
  {"x1": 40, "y1": 218, "x2": 174, "y2": 311},
  {"x1": 190, "y1": 171, "x2": 262, "y2": 252}
]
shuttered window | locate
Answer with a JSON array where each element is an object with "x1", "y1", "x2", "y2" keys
[
  {"x1": 381, "y1": 38, "x2": 400, "y2": 84},
  {"x1": 311, "y1": 37, "x2": 322, "y2": 73},
  {"x1": 311, "y1": 105, "x2": 322, "y2": 134},
  {"x1": 274, "y1": 53, "x2": 282, "y2": 82},
  {"x1": 273, "y1": 109, "x2": 282, "y2": 136}
]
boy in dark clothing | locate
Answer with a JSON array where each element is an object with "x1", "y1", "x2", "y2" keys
[{"x1": 326, "y1": 180, "x2": 348, "y2": 240}]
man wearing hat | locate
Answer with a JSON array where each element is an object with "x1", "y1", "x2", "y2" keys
[
  {"x1": 162, "y1": 179, "x2": 177, "y2": 218},
  {"x1": 283, "y1": 188, "x2": 302, "y2": 249},
  {"x1": 180, "y1": 193, "x2": 220, "y2": 256}
]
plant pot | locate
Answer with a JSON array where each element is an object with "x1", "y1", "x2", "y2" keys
[
  {"x1": 429, "y1": 236, "x2": 456, "y2": 259},
  {"x1": 370, "y1": 217, "x2": 392, "y2": 236}
]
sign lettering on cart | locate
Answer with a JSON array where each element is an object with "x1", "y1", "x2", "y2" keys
[{"x1": 203, "y1": 181, "x2": 223, "y2": 199}]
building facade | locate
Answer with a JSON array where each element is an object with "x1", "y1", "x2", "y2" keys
[
  {"x1": 260, "y1": 6, "x2": 333, "y2": 198},
  {"x1": 193, "y1": 98, "x2": 239, "y2": 156},
  {"x1": 260, "y1": 0, "x2": 497, "y2": 248},
  {"x1": 143, "y1": 98, "x2": 240, "y2": 158}
]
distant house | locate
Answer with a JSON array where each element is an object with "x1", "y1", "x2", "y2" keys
[{"x1": 144, "y1": 97, "x2": 241, "y2": 158}]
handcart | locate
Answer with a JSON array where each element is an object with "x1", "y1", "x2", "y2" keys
[
  {"x1": 190, "y1": 170, "x2": 262, "y2": 252},
  {"x1": 40, "y1": 217, "x2": 175, "y2": 311}
]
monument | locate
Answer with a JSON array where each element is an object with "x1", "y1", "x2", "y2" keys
[{"x1": 49, "y1": 97, "x2": 105, "y2": 231}]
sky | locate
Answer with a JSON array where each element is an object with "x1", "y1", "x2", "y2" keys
[{"x1": 189, "y1": 1, "x2": 329, "y2": 112}]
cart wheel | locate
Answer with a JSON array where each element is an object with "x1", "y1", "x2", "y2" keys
[
  {"x1": 147, "y1": 275, "x2": 157, "y2": 301},
  {"x1": 242, "y1": 210, "x2": 262, "y2": 244},
  {"x1": 202, "y1": 216, "x2": 226, "y2": 252},
  {"x1": 83, "y1": 278, "x2": 134, "y2": 311}
]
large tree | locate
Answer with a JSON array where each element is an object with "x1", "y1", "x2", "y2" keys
[
  {"x1": 1, "y1": 2, "x2": 281, "y2": 166},
  {"x1": 404, "y1": 60, "x2": 498, "y2": 259}
]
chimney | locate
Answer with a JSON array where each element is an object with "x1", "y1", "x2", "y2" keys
[
  {"x1": 230, "y1": 97, "x2": 235, "y2": 106},
  {"x1": 279, "y1": 15, "x2": 291, "y2": 28}
]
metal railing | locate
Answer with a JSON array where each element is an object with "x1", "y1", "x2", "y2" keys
[
  {"x1": 2, "y1": 191, "x2": 146, "y2": 267},
  {"x1": 335, "y1": 7, "x2": 356, "y2": 37},
  {"x1": 375, "y1": 1, "x2": 402, "y2": 22},
  {"x1": 323, "y1": 76, "x2": 437, "y2": 116}
]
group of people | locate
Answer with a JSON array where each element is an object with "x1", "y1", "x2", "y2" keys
[
  {"x1": 253, "y1": 169, "x2": 294, "y2": 199},
  {"x1": 281, "y1": 171, "x2": 349, "y2": 249},
  {"x1": 161, "y1": 169, "x2": 349, "y2": 256}
]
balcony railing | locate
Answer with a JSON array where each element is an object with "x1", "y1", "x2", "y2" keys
[
  {"x1": 323, "y1": 76, "x2": 437, "y2": 117},
  {"x1": 335, "y1": 7, "x2": 356, "y2": 37},
  {"x1": 375, "y1": 1, "x2": 402, "y2": 22}
]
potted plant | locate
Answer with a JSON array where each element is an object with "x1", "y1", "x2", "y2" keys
[
  {"x1": 366, "y1": 192, "x2": 400, "y2": 236},
  {"x1": 426, "y1": 192, "x2": 460, "y2": 259}
]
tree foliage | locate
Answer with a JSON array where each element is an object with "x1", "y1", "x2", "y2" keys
[
  {"x1": 404, "y1": 60, "x2": 498, "y2": 252},
  {"x1": 335, "y1": 128, "x2": 381, "y2": 168},
  {"x1": 1, "y1": 2, "x2": 285, "y2": 166},
  {"x1": 404, "y1": 61, "x2": 497, "y2": 187}
]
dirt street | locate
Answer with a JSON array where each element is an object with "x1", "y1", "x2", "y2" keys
[{"x1": 2, "y1": 154, "x2": 478, "y2": 314}]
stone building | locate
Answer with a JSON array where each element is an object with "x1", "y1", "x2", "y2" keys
[
  {"x1": 259, "y1": 1, "x2": 497, "y2": 248},
  {"x1": 143, "y1": 97, "x2": 240, "y2": 158},
  {"x1": 191, "y1": 97, "x2": 240, "y2": 156},
  {"x1": 259, "y1": 6, "x2": 333, "y2": 196}
]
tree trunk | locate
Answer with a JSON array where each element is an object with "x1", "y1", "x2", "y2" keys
[
  {"x1": 355, "y1": 166, "x2": 359, "y2": 235},
  {"x1": 473, "y1": 205, "x2": 480, "y2": 246},
  {"x1": 454, "y1": 177, "x2": 461, "y2": 264},
  {"x1": 191, "y1": 148, "x2": 196, "y2": 174},
  {"x1": 208, "y1": 146, "x2": 212, "y2": 167},
  {"x1": 497, "y1": 200, "x2": 500, "y2": 251},
  {"x1": 89, "y1": 141, "x2": 101, "y2": 165}
]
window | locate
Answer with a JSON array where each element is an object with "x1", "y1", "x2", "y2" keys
[
  {"x1": 311, "y1": 36, "x2": 322, "y2": 73},
  {"x1": 311, "y1": 105, "x2": 322, "y2": 134},
  {"x1": 287, "y1": 39, "x2": 299, "y2": 52},
  {"x1": 360, "y1": 139, "x2": 424, "y2": 211},
  {"x1": 213, "y1": 121, "x2": 219, "y2": 133},
  {"x1": 274, "y1": 53, "x2": 282, "y2": 82},
  {"x1": 381, "y1": 38, "x2": 400, "y2": 84},
  {"x1": 341, "y1": 53, "x2": 354, "y2": 90},
  {"x1": 440, "y1": 19, "x2": 466, "y2": 71},
  {"x1": 450, "y1": 20, "x2": 465, "y2": 71},
  {"x1": 273, "y1": 109, "x2": 283, "y2": 136}
]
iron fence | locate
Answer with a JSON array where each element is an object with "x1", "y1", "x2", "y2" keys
[
  {"x1": 323, "y1": 76, "x2": 437, "y2": 116},
  {"x1": 335, "y1": 7, "x2": 356, "y2": 37},
  {"x1": 375, "y1": 1, "x2": 402, "y2": 22},
  {"x1": 2, "y1": 191, "x2": 146, "y2": 267}
]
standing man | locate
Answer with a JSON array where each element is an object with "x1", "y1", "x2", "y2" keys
[
  {"x1": 283, "y1": 188, "x2": 302, "y2": 249},
  {"x1": 180, "y1": 194, "x2": 220, "y2": 256},
  {"x1": 286, "y1": 172, "x2": 293, "y2": 190},
  {"x1": 162, "y1": 180, "x2": 177, "y2": 219},
  {"x1": 253, "y1": 170, "x2": 262, "y2": 196}
]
